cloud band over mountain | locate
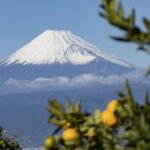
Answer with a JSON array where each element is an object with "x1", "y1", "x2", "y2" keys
[{"x1": 0, "y1": 68, "x2": 146, "y2": 94}]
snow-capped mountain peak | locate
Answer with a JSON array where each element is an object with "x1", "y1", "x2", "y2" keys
[{"x1": 2, "y1": 30, "x2": 130, "y2": 67}]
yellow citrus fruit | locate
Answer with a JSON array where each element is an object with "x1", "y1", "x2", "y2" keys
[
  {"x1": 44, "y1": 136, "x2": 55, "y2": 150},
  {"x1": 0, "y1": 140, "x2": 3, "y2": 143},
  {"x1": 101, "y1": 110, "x2": 117, "y2": 127},
  {"x1": 62, "y1": 128, "x2": 80, "y2": 141},
  {"x1": 0, "y1": 140, "x2": 5, "y2": 147},
  {"x1": 107, "y1": 100, "x2": 118, "y2": 113}
]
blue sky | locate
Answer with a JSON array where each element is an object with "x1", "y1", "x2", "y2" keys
[{"x1": 0, "y1": 0, "x2": 150, "y2": 67}]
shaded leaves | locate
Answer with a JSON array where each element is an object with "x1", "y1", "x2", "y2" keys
[{"x1": 99, "y1": 0, "x2": 150, "y2": 53}]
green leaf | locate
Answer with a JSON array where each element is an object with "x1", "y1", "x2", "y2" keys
[
  {"x1": 49, "y1": 100, "x2": 65, "y2": 113},
  {"x1": 74, "y1": 100, "x2": 81, "y2": 113},
  {"x1": 144, "y1": 91, "x2": 149, "y2": 105},
  {"x1": 63, "y1": 113, "x2": 78, "y2": 123},
  {"x1": 147, "y1": 67, "x2": 150, "y2": 76},
  {"x1": 129, "y1": 9, "x2": 135, "y2": 27},
  {"x1": 49, "y1": 117, "x2": 66, "y2": 126},
  {"x1": 48, "y1": 106, "x2": 64, "y2": 117},
  {"x1": 67, "y1": 100, "x2": 74, "y2": 113},
  {"x1": 64, "y1": 139, "x2": 79, "y2": 146},
  {"x1": 139, "y1": 114, "x2": 149, "y2": 133},
  {"x1": 108, "y1": 0, "x2": 116, "y2": 11},
  {"x1": 143, "y1": 17, "x2": 150, "y2": 32},
  {"x1": 94, "y1": 109, "x2": 102, "y2": 124},
  {"x1": 85, "y1": 116, "x2": 95, "y2": 125},
  {"x1": 117, "y1": 2, "x2": 124, "y2": 18},
  {"x1": 118, "y1": 91, "x2": 126, "y2": 98},
  {"x1": 79, "y1": 126, "x2": 89, "y2": 132},
  {"x1": 125, "y1": 79, "x2": 134, "y2": 103},
  {"x1": 123, "y1": 130, "x2": 140, "y2": 141},
  {"x1": 110, "y1": 36, "x2": 130, "y2": 42},
  {"x1": 101, "y1": 0, "x2": 107, "y2": 9}
]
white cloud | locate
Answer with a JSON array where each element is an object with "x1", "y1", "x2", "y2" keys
[{"x1": 3, "y1": 68, "x2": 147, "y2": 93}]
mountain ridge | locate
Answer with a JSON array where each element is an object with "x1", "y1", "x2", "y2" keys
[{"x1": 1, "y1": 30, "x2": 131, "y2": 67}]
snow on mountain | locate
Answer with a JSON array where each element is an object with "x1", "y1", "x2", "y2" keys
[{"x1": 1, "y1": 30, "x2": 130, "y2": 67}]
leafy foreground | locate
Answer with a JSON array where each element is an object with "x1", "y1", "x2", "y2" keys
[
  {"x1": 0, "y1": 127, "x2": 21, "y2": 150},
  {"x1": 43, "y1": 80, "x2": 150, "y2": 150},
  {"x1": 100, "y1": 0, "x2": 150, "y2": 53}
]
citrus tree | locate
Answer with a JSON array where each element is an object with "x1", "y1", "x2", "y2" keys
[
  {"x1": 0, "y1": 127, "x2": 21, "y2": 150},
  {"x1": 43, "y1": 80, "x2": 150, "y2": 150},
  {"x1": 43, "y1": 0, "x2": 150, "y2": 150}
]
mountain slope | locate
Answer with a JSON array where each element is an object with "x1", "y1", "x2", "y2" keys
[
  {"x1": 1, "y1": 30, "x2": 130, "y2": 67},
  {"x1": 0, "y1": 30, "x2": 133, "y2": 83}
]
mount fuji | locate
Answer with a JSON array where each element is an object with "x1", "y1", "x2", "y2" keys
[
  {"x1": 0, "y1": 30, "x2": 133, "y2": 83},
  {"x1": 0, "y1": 30, "x2": 148, "y2": 148}
]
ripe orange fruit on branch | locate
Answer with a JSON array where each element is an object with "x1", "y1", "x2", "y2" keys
[
  {"x1": 62, "y1": 128, "x2": 80, "y2": 141},
  {"x1": 101, "y1": 110, "x2": 117, "y2": 127},
  {"x1": 107, "y1": 100, "x2": 118, "y2": 113},
  {"x1": 44, "y1": 136, "x2": 55, "y2": 150}
]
